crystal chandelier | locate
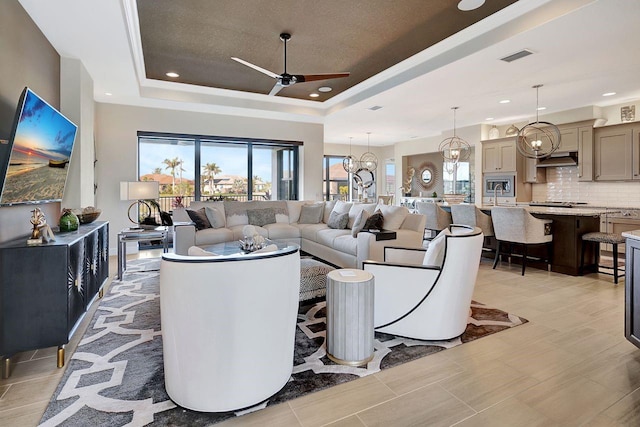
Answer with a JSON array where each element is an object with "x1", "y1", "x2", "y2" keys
[
  {"x1": 343, "y1": 137, "x2": 359, "y2": 173},
  {"x1": 516, "y1": 84, "x2": 561, "y2": 159},
  {"x1": 439, "y1": 107, "x2": 470, "y2": 165},
  {"x1": 360, "y1": 132, "x2": 378, "y2": 172}
]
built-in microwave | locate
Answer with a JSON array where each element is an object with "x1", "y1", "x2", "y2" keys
[{"x1": 483, "y1": 175, "x2": 515, "y2": 197}]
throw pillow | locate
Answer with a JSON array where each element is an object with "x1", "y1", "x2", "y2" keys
[
  {"x1": 327, "y1": 211, "x2": 349, "y2": 229},
  {"x1": 351, "y1": 209, "x2": 371, "y2": 237},
  {"x1": 347, "y1": 203, "x2": 377, "y2": 229},
  {"x1": 186, "y1": 208, "x2": 212, "y2": 230},
  {"x1": 188, "y1": 246, "x2": 219, "y2": 256},
  {"x1": 247, "y1": 208, "x2": 276, "y2": 227},
  {"x1": 423, "y1": 230, "x2": 447, "y2": 267},
  {"x1": 204, "y1": 206, "x2": 226, "y2": 229},
  {"x1": 299, "y1": 204, "x2": 324, "y2": 224},
  {"x1": 363, "y1": 209, "x2": 384, "y2": 230}
]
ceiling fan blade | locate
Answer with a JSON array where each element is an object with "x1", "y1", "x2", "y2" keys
[
  {"x1": 294, "y1": 72, "x2": 350, "y2": 83},
  {"x1": 268, "y1": 82, "x2": 284, "y2": 96},
  {"x1": 231, "y1": 57, "x2": 280, "y2": 79}
]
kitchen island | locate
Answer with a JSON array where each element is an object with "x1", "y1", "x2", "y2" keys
[{"x1": 443, "y1": 205, "x2": 611, "y2": 276}]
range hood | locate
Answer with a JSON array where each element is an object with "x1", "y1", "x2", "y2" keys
[{"x1": 536, "y1": 152, "x2": 578, "y2": 167}]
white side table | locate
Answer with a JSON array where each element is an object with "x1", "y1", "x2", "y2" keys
[
  {"x1": 326, "y1": 268, "x2": 375, "y2": 366},
  {"x1": 117, "y1": 227, "x2": 169, "y2": 279}
]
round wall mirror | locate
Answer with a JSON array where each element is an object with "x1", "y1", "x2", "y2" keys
[{"x1": 418, "y1": 161, "x2": 438, "y2": 190}]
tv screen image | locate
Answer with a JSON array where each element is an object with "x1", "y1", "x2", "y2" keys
[{"x1": 0, "y1": 87, "x2": 77, "y2": 205}]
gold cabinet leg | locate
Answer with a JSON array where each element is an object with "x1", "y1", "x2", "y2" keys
[
  {"x1": 2, "y1": 357, "x2": 10, "y2": 379},
  {"x1": 99, "y1": 288, "x2": 104, "y2": 298},
  {"x1": 57, "y1": 347, "x2": 65, "y2": 368}
]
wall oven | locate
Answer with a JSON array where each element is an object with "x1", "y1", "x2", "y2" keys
[{"x1": 483, "y1": 175, "x2": 515, "y2": 197}]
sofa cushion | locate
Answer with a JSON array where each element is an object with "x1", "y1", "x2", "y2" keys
[
  {"x1": 247, "y1": 208, "x2": 277, "y2": 226},
  {"x1": 364, "y1": 209, "x2": 384, "y2": 231},
  {"x1": 225, "y1": 201, "x2": 288, "y2": 226},
  {"x1": 351, "y1": 209, "x2": 370, "y2": 237},
  {"x1": 375, "y1": 204, "x2": 409, "y2": 230},
  {"x1": 327, "y1": 211, "x2": 349, "y2": 229},
  {"x1": 298, "y1": 223, "x2": 329, "y2": 242},
  {"x1": 332, "y1": 234, "x2": 359, "y2": 256},
  {"x1": 286, "y1": 201, "x2": 306, "y2": 223},
  {"x1": 263, "y1": 223, "x2": 301, "y2": 240},
  {"x1": 323, "y1": 200, "x2": 337, "y2": 223},
  {"x1": 347, "y1": 203, "x2": 377, "y2": 229},
  {"x1": 317, "y1": 228, "x2": 351, "y2": 248},
  {"x1": 186, "y1": 208, "x2": 212, "y2": 230},
  {"x1": 299, "y1": 204, "x2": 324, "y2": 224},
  {"x1": 332, "y1": 200, "x2": 352, "y2": 216},
  {"x1": 194, "y1": 227, "x2": 234, "y2": 246},
  {"x1": 204, "y1": 206, "x2": 226, "y2": 229}
]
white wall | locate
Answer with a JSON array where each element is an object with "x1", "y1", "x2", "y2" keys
[
  {"x1": 61, "y1": 57, "x2": 95, "y2": 208},
  {"x1": 95, "y1": 103, "x2": 324, "y2": 248}
]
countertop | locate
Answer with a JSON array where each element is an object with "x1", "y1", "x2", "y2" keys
[
  {"x1": 623, "y1": 230, "x2": 640, "y2": 241},
  {"x1": 478, "y1": 205, "x2": 613, "y2": 216}
]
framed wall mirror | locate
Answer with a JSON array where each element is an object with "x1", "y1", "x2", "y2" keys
[{"x1": 418, "y1": 161, "x2": 437, "y2": 190}]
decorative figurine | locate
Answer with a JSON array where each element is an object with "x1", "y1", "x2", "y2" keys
[{"x1": 28, "y1": 208, "x2": 55, "y2": 244}]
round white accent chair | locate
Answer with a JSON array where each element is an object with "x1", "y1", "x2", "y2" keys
[
  {"x1": 363, "y1": 225, "x2": 483, "y2": 340},
  {"x1": 159, "y1": 246, "x2": 301, "y2": 412}
]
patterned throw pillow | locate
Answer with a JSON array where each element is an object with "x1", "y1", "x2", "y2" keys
[
  {"x1": 327, "y1": 211, "x2": 349, "y2": 229},
  {"x1": 247, "y1": 208, "x2": 277, "y2": 227},
  {"x1": 186, "y1": 208, "x2": 212, "y2": 230},
  {"x1": 299, "y1": 204, "x2": 324, "y2": 224},
  {"x1": 363, "y1": 209, "x2": 384, "y2": 230}
]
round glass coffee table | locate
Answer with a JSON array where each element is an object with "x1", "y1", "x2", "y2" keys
[{"x1": 201, "y1": 240, "x2": 298, "y2": 257}]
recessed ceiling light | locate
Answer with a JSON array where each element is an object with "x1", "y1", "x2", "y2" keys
[
  {"x1": 537, "y1": 106, "x2": 546, "y2": 111},
  {"x1": 318, "y1": 87, "x2": 332, "y2": 93},
  {"x1": 602, "y1": 92, "x2": 616, "y2": 97},
  {"x1": 105, "y1": 92, "x2": 112, "y2": 96},
  {"x1": 166, "y1": 72, "x2": 179, "y2": 78},
  {"x1": 457, "y1": 0, "x2": 485, "y2": 11},
  {"x1": 499, "y1": 99, "x2": 510, "y2": 104},
  {"x1": 309, "y1": 93, "x2": 320, "y2": 98},
  {"x1": 485, "y1": 117, "x2": 494, "y2": 121}
]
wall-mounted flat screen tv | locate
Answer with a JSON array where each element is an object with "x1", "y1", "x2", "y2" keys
[{"x1": 0, "y1": 87, "x2": 77, "y2": 206}]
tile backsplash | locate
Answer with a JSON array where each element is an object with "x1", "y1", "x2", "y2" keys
[{"x1": 532, "y1": 166, "x2": 640, "y2": 208}]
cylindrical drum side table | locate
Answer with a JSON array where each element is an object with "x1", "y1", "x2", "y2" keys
[{"x1": 326, "y1": 269, "x2": 375, "y2": 366}]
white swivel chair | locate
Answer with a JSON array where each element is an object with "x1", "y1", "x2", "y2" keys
[
  {"x1": 491, "y1": 206, "x2": 553, "y2": 276},
  {"x1": 363, "y1": 225, "x2": 483, "y2": 340},
  {"x1": 415, "y1": 201, "x2": 452, "y2": 240},
  {"x1": 159, "y1": 247, "x2": 300, "y2": 412}
]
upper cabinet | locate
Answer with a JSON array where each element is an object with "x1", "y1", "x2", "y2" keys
[
  {"x1": 594, "y1": 123, "x2": 640, "y2": 181},
  {"x1": 577, "y1": 125, "x2": 594, "y2": 181},
  {"x1": 482, "y1": 138, "x2": 517, "y2": 173}
]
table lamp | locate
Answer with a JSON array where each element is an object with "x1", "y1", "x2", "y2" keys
[{"x1": 120, "y1": 181, "x2": 160, "y2": 225}]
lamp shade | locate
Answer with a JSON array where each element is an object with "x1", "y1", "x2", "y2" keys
[{"x1": 120, "y1": 181, "x2": 159, "y2": 201}]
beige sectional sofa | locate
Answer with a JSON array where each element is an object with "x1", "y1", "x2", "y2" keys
[{"x1": 172, "y1": 200, "x2": 426, "y2": 268}]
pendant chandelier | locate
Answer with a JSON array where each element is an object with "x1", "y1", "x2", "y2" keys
[
  {"x1": 516, "y1": 84, "x2": 561, "y2": 159},
  {"x1": 439, "y1": 107, "x2": 470, "y2": 164},
  {"x1": 343, "y1": 137, "x2": 359, "y2": 174},
  {"x1": 360, "y1": 132, "x2": 378, "y2": 172}
]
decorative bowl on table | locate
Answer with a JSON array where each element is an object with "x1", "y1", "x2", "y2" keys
[
  {"x1": 72, "y1": 207, "x2": 102, "y2": 224},
  {"x1": 442, "y1": 194, "x2": 466, "y2": 205}
]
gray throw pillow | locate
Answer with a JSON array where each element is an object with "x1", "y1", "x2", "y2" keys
[
  {"x1": 247, "y1": 208, "x2": 276, "y2": 227},
  {"x1": 299, "y1": 204, "x2": 324, "y2": 224},
  {"x1": 352, "y1": 209, "x2": 370, "y2": 237},
  {"x1": 204, "y1": 206, "x2": 226, "y2": 229},
  {"x1": 327, "y1": 211, "x2": 349, "y2": 229}
]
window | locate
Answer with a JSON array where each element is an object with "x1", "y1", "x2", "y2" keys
[
  {"x1": 138, "y1": 132, "x2": 300, "y2": 210},
  {"x1": 385, "y1": 160, "x2": 395, "y2": 195},
  {"x1": 322, "y1": 156, "x2": 350, "y2": 201}
]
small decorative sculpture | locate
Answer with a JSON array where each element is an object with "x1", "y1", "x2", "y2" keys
[
  {"x1": 239, "y1": 224, "x2": 266, "y2": 251},
  {"x1": 28, "y1": 208, "x2": 55, "y2": 244},
  {"x1": 400, "y1": 167, "x2": 415, "y2": 195}
]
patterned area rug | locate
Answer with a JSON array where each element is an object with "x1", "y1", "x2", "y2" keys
[{"x1": 39, "y1": 258, "x2": 527, "y2": 426}]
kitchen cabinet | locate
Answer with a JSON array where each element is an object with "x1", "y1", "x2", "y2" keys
[
  {"x1": 625, "y1": 234, "x2": 640, "y2": 349},
  {"x1": 594, "y1": 123, "x2": 640, "y2": 181},
  {"x1": 578, "y1": 125, "x2": 594, "y2": 181},
  {"x1": 482, "y1": 139, "x2": 517, "y2": 173},
  {"x1": 524, "y1": 157, "x2": 546, "y2": 183},
  {"x1": 0, "y1": 222, "x2": 109, "y2": 377}
]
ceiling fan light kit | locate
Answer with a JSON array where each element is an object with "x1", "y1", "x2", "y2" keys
[
  {"x1": 516, "y1": 84, "x2": 561, "y2": 159},
  {"x1": 439, "y1": 107, "x2": 471, "y2": 165},
  {"x1": 360, "y1": 133, "x2": 378, "y2": 172},
  {"x1": 231, "y1": 33, "x2": 350, "y2": 96}
]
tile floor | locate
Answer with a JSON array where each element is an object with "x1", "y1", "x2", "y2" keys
[{"x1": 1, "y1": 251, "x2": 639, "y2": 427}]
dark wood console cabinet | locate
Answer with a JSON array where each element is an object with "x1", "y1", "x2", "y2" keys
[
  {"x1": 626, "y1": 235, "x2": 640, "y2": 349},
  {"x1": 0, "y1": 221, "x2": 109, "y2": 377}
]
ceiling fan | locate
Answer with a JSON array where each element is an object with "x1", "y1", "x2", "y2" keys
[{"x1": 232, "y1": 33, "x2": 350, "y2": 96}]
